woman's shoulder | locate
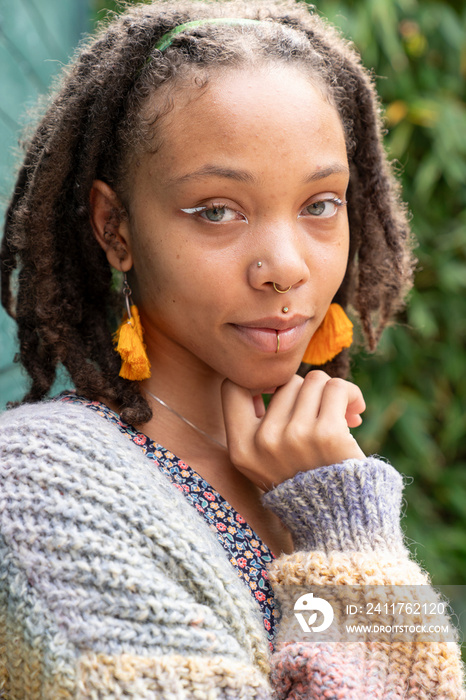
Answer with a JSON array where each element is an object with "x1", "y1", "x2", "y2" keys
[
  {"x1": 0, "y1": 397, "x2": 189, "y2": 550},
  {"x1": 0, "y1": 396, "x2": 248, "y2": 569},
  {"x1": 0, "y1": 397, "x2": 136, "y2": 463},
  {"x1": 0, "y1": 397, "x2": 171, "y2": 504},
  {"x1": 0, "y1": 395, "x2": 108, "y2": 434}
]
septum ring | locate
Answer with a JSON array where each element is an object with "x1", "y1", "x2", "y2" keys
[{"x1": 272, "y1": 282, "x2": 292, "y2": 294}]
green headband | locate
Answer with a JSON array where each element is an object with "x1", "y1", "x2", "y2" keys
[{"x1": 154, "y1": 18, "x2": 262, "y2": 52}]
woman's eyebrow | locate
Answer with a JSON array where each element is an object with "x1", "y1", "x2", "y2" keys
[
  {"x1": 304, "y1": 164, "x2": 349, "y2": 183},
  {"x1": 165, "y1": 164, "x2": 255, "y2": 186},
  {"x1": 165, "y1": 162, "x2": 349, "y2": 187}
]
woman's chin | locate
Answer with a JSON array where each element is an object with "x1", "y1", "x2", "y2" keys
[
  {"x1": 244, "y1": 373, "x2": 297, "y2": 396},
  {"x1": 224, "y1": 355, "x2": 302, "y2": 395},
  {"x1": 251, "y1": 364, "x2": 302, "y2": 395},
  {"x1": 254, "y1": 386, "x2": 278, "y2": 396}
]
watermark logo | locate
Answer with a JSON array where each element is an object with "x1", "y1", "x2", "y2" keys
[{"x1": 293, "y1": 592, "x2": 334, "y2": 633}]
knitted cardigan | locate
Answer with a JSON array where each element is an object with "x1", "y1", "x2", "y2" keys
[{"x1": 0, "y1": 401, "x2": 464, "y2": 699}]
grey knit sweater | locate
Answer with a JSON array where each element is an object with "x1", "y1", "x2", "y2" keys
[{"x1": 0, "y1": 401, "x2": 464, "y2": 698}]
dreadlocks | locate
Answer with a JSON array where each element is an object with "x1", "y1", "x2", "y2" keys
[{"x1": 0, "y1": 0, "x2": 414, "y2": 424}]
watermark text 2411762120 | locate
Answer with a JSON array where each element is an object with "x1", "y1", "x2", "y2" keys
[{"x1": 290, "y1": 585, "x2": 464, "y2": 643}]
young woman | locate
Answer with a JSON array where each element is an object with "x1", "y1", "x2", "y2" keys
[{"x1": 0, "y1": 1, "x2": 463, "y2": 697}]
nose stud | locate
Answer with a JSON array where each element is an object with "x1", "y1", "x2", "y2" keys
[{"x1": 273, "y1": 282, "x2": 292, "y2": 294}]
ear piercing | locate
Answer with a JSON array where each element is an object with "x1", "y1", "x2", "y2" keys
[
  {"x1": 272, "y1": 282, "x2": 292, "y2": 294},
  {"x1": 122, "y1": 273, "x2": 132, "y2": 318}
]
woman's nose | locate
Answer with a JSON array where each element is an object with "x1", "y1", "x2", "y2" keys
[{"x1": 247, "y1": 223, "x2": 309, "y2": 292}]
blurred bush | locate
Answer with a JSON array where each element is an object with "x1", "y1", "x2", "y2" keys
[{"x1": 309, "y1": 0, "x2": 466, "y2": 584}]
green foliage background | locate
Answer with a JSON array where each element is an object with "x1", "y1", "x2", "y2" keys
[
  {"x1": 305, "y1": 0, "x2": 466, "y2": 586},
  {"x1": 94, "y1": 0, "x2": 466, "y2": 587}
]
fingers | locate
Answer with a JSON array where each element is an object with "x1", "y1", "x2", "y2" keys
[
  {"x1": 264, "y1": 374, "x2": 304, "y2": 425},
  {"x1": 225, "y1": 375, "x2": 308, "y2": 450},
  {"x1": 252, "y1": 393, "x2": 266, "y2": 419},
  {"x1": 283, "y1": 372, "x2": 366, "y2": 465},
  {"x1": 221, "y1": 379, "x2": 261, "y2": 450},
  {"x1": 344, "y1": 386, "x2": 366, "y2": 426},
  {"x1": 346, "y1": 412, "x2": 363, "y2": 429},
  {"x1": 346, "y1": 409, "x2": 363, "y2": 428},
  {"x1": 311, "y1": 375, "x2": 365, "y2": 462},
  {"x1": 288, "y1": 371, "x2": 365, "y2": 426},
  {"x1": 222, "y1": 372, "x2": 366, "y2": 491},
  {"x1": 288, "y1": 370, "x2": 333, "y2": 423},
  {"x1": 316, "y1": 376, "x2": 365, "y2": 427}
]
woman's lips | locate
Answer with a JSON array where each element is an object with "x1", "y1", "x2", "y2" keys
[{"x1": 231, "y1": 317, "x2": 309, "y2": 353}]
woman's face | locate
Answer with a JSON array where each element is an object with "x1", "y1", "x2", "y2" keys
[{"x1": 120, "y1": 65, "x2": 349, "y2": 393}]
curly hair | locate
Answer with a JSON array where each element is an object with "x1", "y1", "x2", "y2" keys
[{"x1": 1, "y1": 0, "x2": 414, "y2": 425}]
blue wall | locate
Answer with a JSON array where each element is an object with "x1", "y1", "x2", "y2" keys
[{"x1": 0, "y1": 0, "x2": 89, "y2": 408}]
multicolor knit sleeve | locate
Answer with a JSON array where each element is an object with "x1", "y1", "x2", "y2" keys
[{"x1": 263, "y1": 457, "x2": 465, "y2": 698}]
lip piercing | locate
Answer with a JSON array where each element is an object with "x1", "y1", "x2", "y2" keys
[
  {"x1": 273, "y1": 282, "x2": 292, "y2": 294},
  {"x1": 282, "y1": 306, "x2": 289, "y2": 313},
  {"x1": 276, "y1": 332, "x2": 280, "y2": 354},
  {"x1": 257, "y1": 261, "x2": 262, "y2": 267}
]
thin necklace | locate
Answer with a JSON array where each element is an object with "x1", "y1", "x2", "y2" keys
[{"x1": 145, "y1": 389, "x2": 227, "y2": 450}]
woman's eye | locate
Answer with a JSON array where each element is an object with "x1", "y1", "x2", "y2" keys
[
  {"x1": 300, "y1": 198, "x2": 345, "y2": 218},
  {"x1": 203, "y1": 205, "x2": 234, "y2": 222},
  {"x1": 181, "y1": 204, "x2": 246, "y2": 223}
]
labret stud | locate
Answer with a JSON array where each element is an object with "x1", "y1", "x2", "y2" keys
[
  {"x1": 257, "y1": 261, "x2": 262, "y2": 267},
  {"x1": 282, "y1": 306, "x2": 289, "y2": 314}
]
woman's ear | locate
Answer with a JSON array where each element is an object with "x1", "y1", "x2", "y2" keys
[{"x1": 90, "y1": 180, "x2": 133, "y2": 272}]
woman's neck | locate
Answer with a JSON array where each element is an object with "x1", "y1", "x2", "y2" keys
[
  {"x1": 111, "y1": 338, "x2": 294, "y2": 555},
  {"x1": 138, "y1": 343, "x2": 228, "y2": 455}
]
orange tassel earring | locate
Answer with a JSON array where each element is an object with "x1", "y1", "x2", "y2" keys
[
  {"x1": 114, "y1": 274, "x2": 151, "y2": 380},
  {"x1": 302, "y1": 303, "x2": 353, "y2": 365}
]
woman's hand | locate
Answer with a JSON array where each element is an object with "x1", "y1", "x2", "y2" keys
[{"x1": 221, "y1": 371, "x2": 366, "y2": 491}]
